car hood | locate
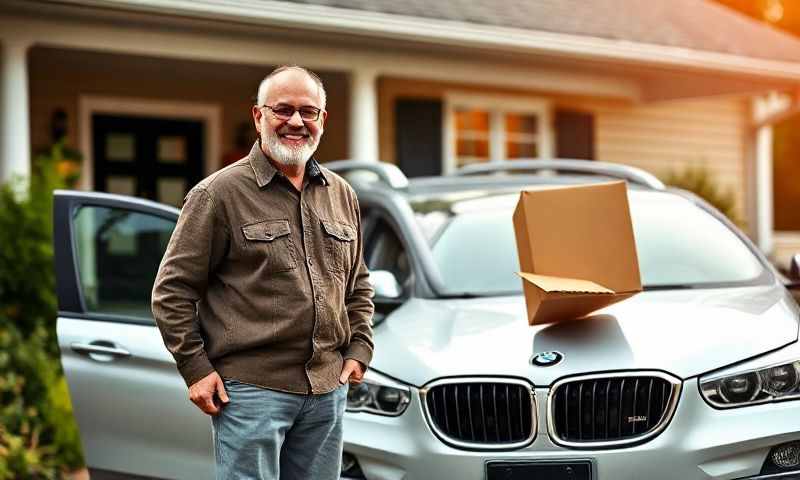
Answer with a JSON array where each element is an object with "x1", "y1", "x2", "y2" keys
[{"x1": 372, "y1": 284, "x2": 800, "y2": 387}]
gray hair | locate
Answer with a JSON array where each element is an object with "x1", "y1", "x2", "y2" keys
[{"x1": 256, "y1": 65, "x2": 327, "y2": 109}]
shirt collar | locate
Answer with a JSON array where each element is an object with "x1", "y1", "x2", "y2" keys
[
  {"x1": 248, "y1": 141, "x2": 329, "y2": 188},
  {"x1": 305, "y1": 157, "x2": 329, "y2": 186}
]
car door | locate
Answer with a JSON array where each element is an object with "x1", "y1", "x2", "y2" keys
[{"x1": 54, "y1": 191, "x2": 214, "y2": 480}]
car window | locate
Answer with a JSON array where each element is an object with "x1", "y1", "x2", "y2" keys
[
  {"x1": 629, "y1": 195, "x2": 764, "y2": 287},
  {"x1": 414, "y1": 191, "x2": 768, "y2": 296},
  {"x1": 73, "y1": 205, "x2": 175, "y2": 321},
  {"x1": 364, "y1": 218, "x2": 412, "y2": 294},
  {"x1": 430, "y1": 211, "x2": 520, "y2": 295}
]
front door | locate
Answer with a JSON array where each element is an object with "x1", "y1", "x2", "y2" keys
[
  {"x1": 92, "y1": 114, "x2": 204, "y2": 207},
  {"x1": 54, "y1": 191, "x2": 214, "y2": 480}
]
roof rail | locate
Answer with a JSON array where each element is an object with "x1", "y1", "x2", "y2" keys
[
  {"x1": 453, "y1": 159, "x2": 665, "y2": 189},
  {"x1": 323, "y1": 160, "x2": 409, "y2": 189}
]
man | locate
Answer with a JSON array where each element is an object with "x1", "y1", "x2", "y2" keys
[{"x1": 151, "y1": 65, "x2": 374, "y2": 480}]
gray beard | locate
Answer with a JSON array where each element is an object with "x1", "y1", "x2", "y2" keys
[{"x1": 262, "y1": 128, "x2": 318, "y2": 167}]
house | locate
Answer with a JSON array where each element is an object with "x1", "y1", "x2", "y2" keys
[{"x1": 1, "y1": 0, "x2": 799, "y2": 263}]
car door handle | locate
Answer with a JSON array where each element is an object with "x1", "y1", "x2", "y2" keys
[{"x1": 71, "y1": 342, "x2": 131, "y2": 359}]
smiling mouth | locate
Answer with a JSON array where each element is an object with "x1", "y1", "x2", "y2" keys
[{"x1": 279, "y1": 132, "x2": 310, "y2": 145}]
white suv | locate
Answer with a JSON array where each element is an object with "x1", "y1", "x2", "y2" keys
[{"x1": 55, "y1": 160, "x2": 800, "y2": 480}]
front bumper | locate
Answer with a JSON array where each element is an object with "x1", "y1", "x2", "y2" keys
[
  {"x1": 343, "y1": 380, "x2": 800, "y2": 480},
  {"x1": 737, "y1": 473, "x2": 800, "y2": 479}
]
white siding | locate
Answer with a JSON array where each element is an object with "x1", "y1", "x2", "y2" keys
[{"x1": 594, "y1": 98, "x2": 749, "y2": 223}]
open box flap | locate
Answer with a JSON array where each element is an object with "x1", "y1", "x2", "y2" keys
[
  {"x1": 517, "y1": 272, "x2": 614, "y2": 294},
  {"x1": 521, "y1": 287, "x2": 639, "y2": 325}
]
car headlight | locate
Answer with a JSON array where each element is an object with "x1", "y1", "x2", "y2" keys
[
  {"x1": 346, "y1": 369, "x2": 411, "y2": 416},
  {"x1": 700, "y1": 360, "x2": 800, "y2": 408}
]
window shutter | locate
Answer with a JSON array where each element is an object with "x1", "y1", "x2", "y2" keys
[
  {"x1": 555, "y1": 110, "x2": 595, "y2": 160},
  {"x1": 395, "y1": 99, "x2": 442, "y2": 177}
]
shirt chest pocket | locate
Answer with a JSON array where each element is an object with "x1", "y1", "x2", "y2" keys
[
  {"x1": 241, "y1": 219, "x2": 298, "y2": 273},
  {"x1": 320, "y1": 220, "x2": 356, "y2": 273}
]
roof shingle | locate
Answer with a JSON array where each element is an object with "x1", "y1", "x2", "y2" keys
[{"x1": 291, "y1": 0, "x2": 800, "y2": 63}]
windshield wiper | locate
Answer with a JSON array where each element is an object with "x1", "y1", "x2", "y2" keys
[
  {"x1": 643, "y1": 284, "x2": 697, "y2": 291},
  {"x1": 438, "y1": 292, "x2": 481, "y2": 299},
  {"x1": 437, "y1": 290, "x2": 520, "y2": 299}
]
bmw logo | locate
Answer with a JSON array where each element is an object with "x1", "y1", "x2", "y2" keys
[{"x1": 531, "y1": 351, "x2": 564, "y2": 367}]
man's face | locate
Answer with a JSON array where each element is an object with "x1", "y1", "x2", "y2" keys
[{"x1": 252, "y1": 70, "x2": 327, "y2": 168}]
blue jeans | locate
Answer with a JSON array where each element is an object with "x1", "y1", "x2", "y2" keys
[{"x1": 212, "y1": 379, "x2": 348, "y2": 480}]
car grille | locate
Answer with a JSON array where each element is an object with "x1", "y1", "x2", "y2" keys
[
  {"x1": 550, "y1": 373, "x2": 680, "y2": 446},
  {"x1": 423, "y1": 379, "x2": 535, "y2": 449}
]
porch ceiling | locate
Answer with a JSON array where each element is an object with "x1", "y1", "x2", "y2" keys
[{"x1": 16, "y1": 0, "x2": 800, "y2": 84}]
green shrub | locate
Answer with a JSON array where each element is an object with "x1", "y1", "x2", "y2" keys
[
  {"x1": 0, "y1": 142, "x2": 85, "y2": 478},
  {"x1": 663, "y1": 164, "x2": 742, "y2": 227},
  {"x1": 0, "y1": 324, "x2": 59, "y2": 480}
]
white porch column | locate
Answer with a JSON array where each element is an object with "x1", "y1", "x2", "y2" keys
[
  {"x1": 752, "y1": 92, "x2": 792, "y2": 255},
  {"x1": 349, "y1": 68, "x2": 379, "y2": 161},
  {"x1": 0, "y1": 38, "x2": 31, "y2": 184},
  {"x1": 755, "y1": 124, "x2": 773, "y2": 254}
]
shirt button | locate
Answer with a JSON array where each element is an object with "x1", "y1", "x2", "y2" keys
[{"x1": 307, "y1": 257, "x2": 313, "y2": 266}]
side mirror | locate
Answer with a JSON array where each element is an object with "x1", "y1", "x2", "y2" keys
[
  {"x1": 369, "y1": 270, "x2": 402, "y2": 300},
  {"x1": 786, "y1": 255, "x2": 800, "y2": 306},
  {"x1": 791, "y1": 254, "x2": 800, "y2": 282}
]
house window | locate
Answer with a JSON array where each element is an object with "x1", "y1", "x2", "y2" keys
[
  {"x1": 454, "y1": 109, "x2": 490, "y2": 165},
  {"x1": 505, "y1": 113, "x2": 539, "y2": 159},
  {"x1": 446, "y1": 94, "x2": 552, "y2": 173}
]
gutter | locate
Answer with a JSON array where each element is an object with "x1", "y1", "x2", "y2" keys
[{"x1": 48, "y1": 0, "x2": 800, "y2": 82}]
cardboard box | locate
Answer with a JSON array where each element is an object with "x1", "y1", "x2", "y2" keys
[{"x1": 513, "y1": 181, "x2": 642, "y2": 325}]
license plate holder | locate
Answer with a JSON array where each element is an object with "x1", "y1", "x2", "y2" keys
[{"x1": 486, "y1": 460, "x2": 592, "y2": 480}]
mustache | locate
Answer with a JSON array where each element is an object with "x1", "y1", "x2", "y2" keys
[{"x1": 277, "y1": 126, "x2": 310, "y2": 136}]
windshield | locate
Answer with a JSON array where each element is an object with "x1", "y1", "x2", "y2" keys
[{"x1": 411, "y1": 190, "x2": 768, "y2": 296}]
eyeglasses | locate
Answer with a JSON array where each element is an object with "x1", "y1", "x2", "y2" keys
[{"x1": 259, "y1": 104, "x2": 322, "y2": 122}]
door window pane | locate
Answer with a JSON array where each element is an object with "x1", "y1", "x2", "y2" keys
[
  {"x1": 105, "y1": 133, "x2": 135, "y2": 162},
  {"x1": 158, "y1": 136, "x2": 187, "y2": 164},
  {"x1": 74, "y1": 206, "x2": 175, "y2": 320},
  {"x1": 106, "y1": 176, "x2": 136, "y2": 196},
  {"x1": 157, "y1": 178, "x2": 187, "y2": 208}
]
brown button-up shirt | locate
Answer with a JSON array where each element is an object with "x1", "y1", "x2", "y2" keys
[{"x1": 152, "y1": 142, "x2": 374, "y2": 394}]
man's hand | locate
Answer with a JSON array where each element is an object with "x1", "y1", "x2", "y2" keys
[
  {"x1": 189, "y1": 371, "x2": 229, "y2": 415},
  {"x1": 339, "y1": 358, "x2": 365, "y2": 385}
]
